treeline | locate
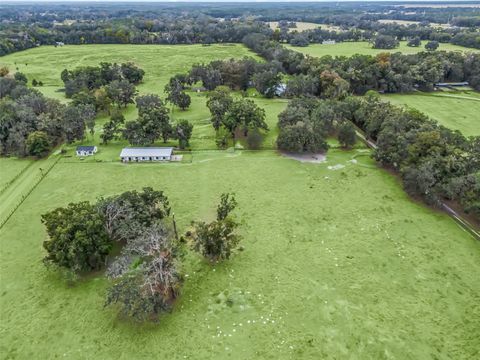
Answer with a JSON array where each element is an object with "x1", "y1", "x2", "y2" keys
[
  {"x1": 42, "y1": 188, "x2": 242, "y2": 321},
  {"x1": 1, "y1": 2, "x2": 479, "y2": 56},
  {"x1": 252, "y1": 2, "x2": 480, "y2": 26},
  {"x1": 0, "y1": 75, "x2": 96, "y2": 157},
  {"x1": 0, "y1": 15, "x2": 271, "y2": 56},
  {"x1": 282, "y1": 20, "x2": 480, "y2": 50},
  {"x1": 243, "y1": 33, "x2": 480, "y2": 93},
  {"x1": 276, "y1": 95, "x2": 480, "y2": 220}
]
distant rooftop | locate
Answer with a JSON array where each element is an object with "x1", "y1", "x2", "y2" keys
[
  {"x1": 120, "y1": 147, "x2": 173, "y2": 157},
  {"x1": 76, "y1": 146, "x2": 96, "y2": 151}
]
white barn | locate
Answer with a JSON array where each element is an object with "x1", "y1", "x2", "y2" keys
[
  {"x1": 120, "y1": 147, "x2": 173, "y2": 162},
  {"x1": 76, "y1": 146, "x2": 97, "y2": 156}
]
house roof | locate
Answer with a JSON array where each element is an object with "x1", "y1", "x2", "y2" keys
[
  {"x1": 120, "y1": 147, "x2": 173, "y2": 158},
  {"x1": 76, "y1": 146, "x2": 96, "y2": 151}
]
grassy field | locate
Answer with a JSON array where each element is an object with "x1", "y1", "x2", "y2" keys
[
  {"x1": 0, "y1": 44, "x2": 260, "y2": 101},
  {"x1": 0, "y1": 158, "x2": 32, "y2": 191},
  {"x1": 1, "y1": 148, "x2": 479, "y2": 359},
  {"x1": 1, "y1": 44, "x2": 479, "y2": 359},
  {"x1": 286, "y1": 41, "x2": 480, "y2": 58},
  {"x1": 0, "y1": 44, "x2": 282, "y2": 151},
  {"x1": 383, "y1": 91, "x2": 480, "y2": 137}
]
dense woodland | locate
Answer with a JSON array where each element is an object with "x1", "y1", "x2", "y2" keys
[
  {"x1": 243, "y1": 33, "x2": 480, "y2": 91},
  {"x1": 0, "y1": 75, "x2": 97, "y2": 157}
]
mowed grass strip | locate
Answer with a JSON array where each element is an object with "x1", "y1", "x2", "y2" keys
[
  {"x1": 382, "y1": 92, "x2": 480, "y2": 137},
  {"x1": 1, "y1": 149, "x2": 479, "y2": 359},
  {"x1": 286, "y1": 41, "x2": 480, "y2": 58}
]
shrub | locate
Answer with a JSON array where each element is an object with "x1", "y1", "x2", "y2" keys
[{"x1": 337, "y1": 122, "x2": 356, "y2": 148}]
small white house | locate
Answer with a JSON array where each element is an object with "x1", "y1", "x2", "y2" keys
[
  {"x1": 322, "y1": 40, "x2": 336, "y2": 45},
  {"x1": 120, "y1": 147, "x2": 173, "y2": 162},
  {"x1": 274, "y1": 83, "x2": 287, "y2": 96},
  {"x1": 76, "y1": 146, "x2": 97, "y2": 156}
]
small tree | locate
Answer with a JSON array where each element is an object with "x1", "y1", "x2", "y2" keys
[
  {"x1": 425, "y1": 41, "x2": 440, "y2": 51},
  {"x1": 372, "y1": 35, "x2": 399, "y2": 49},
  {"x1": 164, "y1": 77, "x2": 191, "y2": 110},
  {"x1": 176, "y1": 92, "x2": 191, "y2": 111},
  {"x1": 215, "y1": 126, "x2": 230, "y2": 149},
  {"x1": 42, "y1": 202, "x2": 112, "y2": 273},
  {"x1": 337, "y1": 122, "x2": 357, "y2": 148},
  {"x1": 26, "y1": 131, "x2": 50, "y2": 157},
  {"x1": 189, "y1": 193, "x2": 241, "y2": 262},
  {"x1": 0, "y1": 66, "x2": 9, "y2": 77},
  {"x1": 224, "y1": 98, "x2": 268, "y2": 140},
  {"x1": 107, "y1": 80, "x2": 137, "y2": 108},
  {"x1": 101, "y1": 110, "x2": 124, "y2": 144},
  {"x1": 206, "y1": 86, "x2": 233, "y2": 131},
  {"x1": 216, "y1": 193, "x2": 237, "y2": 220},
  {"x1": 175, "y1": 120, "x2": 193, "y2": 149},
  {"x1": 14, "y1": 72, "x2": 28, "y2": 84},
  {"x1": 407, "y1": 37, "x2": 421, "y2": 47},
  {"x1": 32, "y1": 79, "x2": 38, "y2": 87}
]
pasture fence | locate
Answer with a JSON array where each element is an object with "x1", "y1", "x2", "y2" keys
[
  {"x1": 0, "y1": 161, "x2": 35, "y2": 197},
  {"x1": 351, "y1": 121, "x2": 480, "y2": 241},
  {"x1": 0, "y1": 156, "x2": 61, "y2": 231}
]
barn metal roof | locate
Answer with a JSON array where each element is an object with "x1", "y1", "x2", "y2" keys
[{"x1": 120, "y1": 147, "x2": 173, "y2": 157}]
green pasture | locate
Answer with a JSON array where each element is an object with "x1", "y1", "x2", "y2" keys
[
  {"x1": 0, "y1": 44, "x2": 260, "y2": 101},
  {"x1": 383, "y1": 91, "x2": 480, "y2": 137},
  {"x1": 0, "y1": 44, "x2": 479, "y2": 359},
  {"x1": 1, "y1": 149, "x2": 479, "y2": 359},
  {"x1": 0, "y1": 158, "x2": 32, "y2": 191},
  {"x1": 0, "y1": 44, "x2": 279, "y2": 152},
  {"x1": 286, "y1": 41, "x2": 480, "y2": 58}
]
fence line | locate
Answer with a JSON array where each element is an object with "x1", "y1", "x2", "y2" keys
[
  {"x1": 0, "y1": 156, "x2": 61, "y2": 230},
  {"x1": 352, "y1": 122, "x2": 480, "y2": 241},
  {"x1": 0, "y1": 161, "x2": 35, "y2": 197}
]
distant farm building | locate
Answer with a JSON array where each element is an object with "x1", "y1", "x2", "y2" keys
[
  {"x1": 274, "y1": 83, "x2": 287, "y2": 96},
  {"x1": 120, "y1": 147, "x2": 174, "y2": 162},
  {"x1": 192, "y1": 86, "x2": 207, "y2": 93},
  {"x1": 322, "y1": 40, "x2": 336, "y2": 45},
  {"x1": 76, "y1": 146, "x2": 97, "y2": 156},
  {"x1": 434, "y1": 82, "x2": 469, "y2": 87}
]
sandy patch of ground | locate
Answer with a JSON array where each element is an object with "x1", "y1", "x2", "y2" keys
[{"x1": 281, "y1": 152, "x2": 326, "y2": 163}]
